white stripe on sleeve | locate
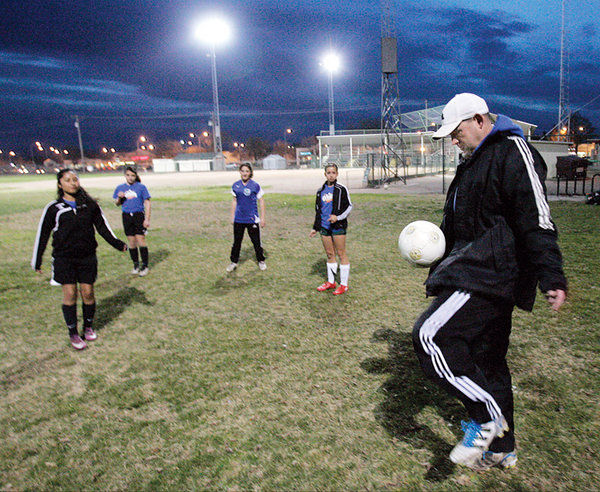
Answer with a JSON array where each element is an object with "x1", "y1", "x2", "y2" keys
[{"x1": 508, "y1": 136, "x2": 554, "y2": 230}]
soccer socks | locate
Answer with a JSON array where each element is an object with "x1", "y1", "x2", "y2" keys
[
  {"x1": 82, "y1": 303, "x2": 96, "y2": 328},
  {"x1": 139, "y1": 247, "x2": 149, "y2": 268},
  {"x1": 326, "y1": 262, "x2": 338, "y2": 284},
  {"x1": 62, "y1": 304, "x2": 78, "y2": 335},
  {"x1": 340, "y1": 264, "x2": 350, "y2": 286},
  {"x1": 129, "y1": 247, "x2": 140, "y2": 268}
]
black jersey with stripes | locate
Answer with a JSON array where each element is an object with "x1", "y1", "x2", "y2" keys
[
  {"x1": 426, "y1": 117, "x2": 567, "y2": 311},
  {"x1": 312, "y1": 181, "x2": 353, "y2": 231},
  {"x1": 32, "y1": 197, "x2": 126, "y2": 270}
]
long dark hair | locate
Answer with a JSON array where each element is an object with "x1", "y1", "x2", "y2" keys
[
  {"x1": 56, "y1": 169, "x2": 96, "y2": 205},
  {"x1": 239, "y1": 163, "x2": 253, "y2": 179},
  {"x1": 125, "y1": 166, "x2": 141, "y2": 182}
]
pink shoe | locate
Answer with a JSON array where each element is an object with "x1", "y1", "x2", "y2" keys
[
  {"x1": 83, "y1": 327, "x2": 97, "y2": 342},
  {"x1": 70, "y1": 334, "x2": 87, "y2": 350}
]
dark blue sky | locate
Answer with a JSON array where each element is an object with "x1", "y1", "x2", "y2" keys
[{"x1": 1, "y1": 0, "x2": 598, "y2": 153}]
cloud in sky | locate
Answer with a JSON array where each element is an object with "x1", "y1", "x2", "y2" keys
[{"x1": 0, "y1": 0, "x2": 598, "y2": 150}]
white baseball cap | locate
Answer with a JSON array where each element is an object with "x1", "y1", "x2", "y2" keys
[{"x1": 432, "y1": 93, "x2": 489, "y2": 139}]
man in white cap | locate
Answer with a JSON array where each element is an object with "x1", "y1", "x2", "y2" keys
[{"x1": 412, "y1": 93, "x2": 567, "y2": 470}]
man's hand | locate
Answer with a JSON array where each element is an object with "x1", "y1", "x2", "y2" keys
[
  {"x1": 328, "y1": 215, "x2": 338, "y2": 223},
  {"x1": 143, "y1": 218, "x2": 150, "y2": 228},
  {"x1": 309, "y1": 229, "x2": 317, "y2": 238},
  {"x1": 545, "y1": 289, "x2": 566, "y2": 311}
]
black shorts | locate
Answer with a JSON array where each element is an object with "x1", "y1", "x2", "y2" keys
[
  {"x1": 52, "y1": 255, "x2": 98, "y2": 285},
  {"x1": 122, "y1": 212, "x2": 146, "y2": 236}
]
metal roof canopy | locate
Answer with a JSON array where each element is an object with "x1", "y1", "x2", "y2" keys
[{"x1": 318, "y1": 107, "x2": 538, "y2": 146}]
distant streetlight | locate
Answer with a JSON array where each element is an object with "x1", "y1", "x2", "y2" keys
[
  {"x1": 193, "y1": 15, "x2": 231, "y2": 170},
  {"x1": 284, "y1": 128, "x2": 293, "y2": 152},
  {"x1": 321, "y1": 52, "x2": 341, "y2": 135}
]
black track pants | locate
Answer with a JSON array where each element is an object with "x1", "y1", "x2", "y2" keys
[
  {"x1": 230, "y1": 222, "x2": 265, "y2": 263},
  {"x1": 412, "y1": 290, "x2": 515, "y2": 452}
]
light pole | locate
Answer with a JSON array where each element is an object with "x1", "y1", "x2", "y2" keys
[
  {"x1": 284, "y1": 128, "x2": 292, "y2": 156},
  {"x1": 321, "y1": 52, "x2": 340, "y2": 136},
  {"x1": 194, "y1": 16, "x2": 231, "y2": 170}
]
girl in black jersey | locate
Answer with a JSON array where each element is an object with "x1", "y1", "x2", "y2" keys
[{"x1": 32, "y1": 170, "x2": 127, "y2": 350}]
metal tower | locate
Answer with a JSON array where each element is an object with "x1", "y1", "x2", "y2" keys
[
  {"x1": 557, "y1": 0, "x2": 569, "y2": 139},
  {"x1": 370, "y1": 0, "x2": 407, "y2": 186}
]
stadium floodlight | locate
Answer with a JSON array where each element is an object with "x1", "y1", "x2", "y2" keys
[
  {"x1": 321, "y1": 52, "x2": 341, "y2": 73},
  {"x1": 193, "y1": 15, "x2": 231, "y2": 170},
  {"x1": 321, "y1": 52, "x2": 341, "y2": 136},
  {"x1": 193, "y1": 16, "x2": 232, "y2": 46}
]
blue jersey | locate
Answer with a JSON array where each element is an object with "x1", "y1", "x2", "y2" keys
[
  {"x1": 320, "y1": 184, "x2": 335, "y2": 229},
  {"x1": 231, "y1": 179, "x2": 263, "y2": 224},
  {"x1": 113, "y1": 182, "x2": 150, "y2": 213}
]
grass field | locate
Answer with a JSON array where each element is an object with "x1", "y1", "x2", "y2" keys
[{"x1": 0, "y1": 183, "x2": 598, "y2": 490}]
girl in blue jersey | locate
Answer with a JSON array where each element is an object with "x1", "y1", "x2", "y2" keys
[
  {"x1": 113, "y1": 167, "x2": 151, "y2": 276},
  {"x1": 227, "y1": 163, "x2": 266, "y2": 272},
  {"x1": 32, "y1": 170, "x2": 127, "y2": 350},
  {"x1": 309, "y1": 164, "x2": 353, "y2": 295}
]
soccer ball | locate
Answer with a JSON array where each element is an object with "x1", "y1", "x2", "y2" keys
[{"x1": 398, "y1": 221, "x2": 446, "y2": 267}]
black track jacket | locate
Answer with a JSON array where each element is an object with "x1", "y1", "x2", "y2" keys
[
  {"x1": 32, "y1": 197, "x2": 126, "y2": 270},
  {"x1": 312, "y1": 181, "x2": 353, "y2": 231},
  {"x1": 425, "y1": 116, "x2": 567, "y2": 311}
]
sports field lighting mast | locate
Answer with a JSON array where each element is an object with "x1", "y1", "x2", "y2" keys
[
  {"x1": 194, "y1": 16, "x2": 231, "y2": 171},
  {"x1": 74, "y1": 116, "x2": 85, "y2": 167},
  {"x1": 321, "y1": 52, "x2": 340, "y2": 136}
]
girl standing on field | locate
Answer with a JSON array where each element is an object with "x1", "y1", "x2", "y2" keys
[
  {"x1": 113, "y1": 166, "x2": 151, "y2": 276},
  {"x1": 226, "y1": 163, "x2": 267, "y2": 272},
  {"x1": 309, "y1": 164, "x2": 353, "y2": 295},
  {"x1": 32, "y1": 169, "x2": 127, "y2": 350}
]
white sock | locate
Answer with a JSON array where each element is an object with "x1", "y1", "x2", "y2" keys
[
  {"x1": 326, "y1": 262, "x2": 338, "y2": 283},
  {"x1": 340, "y1": 264, "x2": 350, "y2": 286}
]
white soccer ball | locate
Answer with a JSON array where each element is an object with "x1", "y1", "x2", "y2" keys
[{"x1": 398, "y1": 220, "x2": 446, "y2": 267}]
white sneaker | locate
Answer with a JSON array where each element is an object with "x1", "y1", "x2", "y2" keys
[
  {"x1": 470, "y1": 450, "x2": 518, "y2": 471},
  {"x1": 138, "y1": 267, "x2": 149, "y2": 277},
  {"x1": 226, "y1": 262, "x2": 237, "y2": 273},
  {"x1": 450, "y1": 418, "x2": 509, "y2": 467},
  {"x1": 258, "y1": 261, "x2": 267, "y2": 271},
  {"x1": 131, "y1": 267, "x2": 140, "y2": 275}
]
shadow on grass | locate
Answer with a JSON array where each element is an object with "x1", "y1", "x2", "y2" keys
[
  {"x1": 210, "y1": 247, "x2": 269, "y2": 295},
  {"x1": 94, "y1": 286, "x2": 154, "y2": 332},
  {"x1": 310, "y1": 258, "x2": 327, "y2": 276},
  {"x1": 149, "y1": 248, "x2": 170, "y2": 268},
  {"x1": 361, "y1": 328, "x2": 465, "y2": 482},
  {"x1": 2, "y1": 283, "x2": 157, "y2": 391}
]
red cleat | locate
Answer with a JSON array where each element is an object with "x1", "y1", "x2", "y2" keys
[
  {"x1": 317, "y1": 281, "x2": 337, "y2": 292},
  {"x1": 333, "y1": 285, "x2": 349, "y2": 295}
]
